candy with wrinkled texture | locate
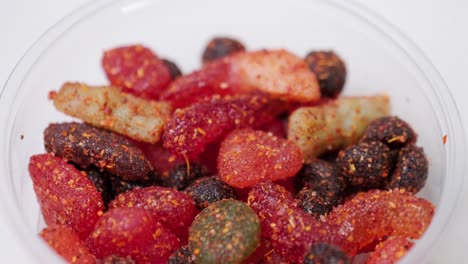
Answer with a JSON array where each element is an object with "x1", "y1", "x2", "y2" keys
[
  {"x1": 40, "y1": 225, "x2": 96, "y2": 264},
  {"x1": 29, "y1": 154, "x2": 104, "y2": 239},
  {"x1": 219, "y1": 129, "x2": 303, "y2": 188},
  {"x1": 360, "y1": 116, "x2": 416, "y2": 149},
  {"x1": 102, "y1": 45, "x2": 172, "y2": 99},
  {"x1": 87, "y1": 207, "x2": 179, "y2": 263},
  {"x1": 109, "y1": 186, "x2": 199, "y2": 243},
  {"x1": 185, "y1": 176, "x2": 237, "y2": 209}
]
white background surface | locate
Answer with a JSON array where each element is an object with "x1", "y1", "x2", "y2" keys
[{"x1": 1, "y1": 0, "x2": 467, "y2": 263}]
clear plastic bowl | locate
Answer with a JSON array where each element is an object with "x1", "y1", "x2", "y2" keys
[{"x1": 0, "y1": 0, "x2": 465, "y2": 263}]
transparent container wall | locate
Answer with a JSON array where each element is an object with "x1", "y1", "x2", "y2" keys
[{"x1": 2, "y1": 0, "x2": 455, "y2": 263}]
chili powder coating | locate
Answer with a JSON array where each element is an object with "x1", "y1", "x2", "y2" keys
[
  {"x1": 40, "y1": 225, "x2": 97, "y2": 264},
  {"x1": 189, "y1": 200, "x2": 261, "y2": 264},
  {"x1": 303, "y1": 243, "x2": 350, "y2": 264},
  {"x1": 161, "y1": 163, "x2": 208, "y2": 190},
  {"x1": 304, "y1": 51, "x2": 347, "y2": 98},
  {"x1": 185, "y1": 176, "x2": 237, "y2": 209},
  {"x1": 108, "y1": 174, "x2": 157, "y2": 198},
  {"x1": 101, "y1": 255, "x2": 136, "y2": 264},
  {"x1": 386, "y1": 144, "x2": 428, "y2": 193},
  {"x1": 202, "y1": 37, "x2": 246, "y2": 64},
  {"x1": 167, "y1": 246, "x2": 194, "y2": 264},
  {"x1": 336, "y1": 141, "x2": 393, "y2": 188},
  {"x1": 296, "y1": 159, "x2": 346, "y2": 205},
  {"x1": 162, "y1": 58, "x2": 183, "y2": 80},
  {"x1": 52, "y1": 82, "x2": 172, "y2": 144},
  {"x1": 28, "y1": 154, "x2": 104, "y2": 239},
  {"x1": 360, "y1": 116, "x2": 417, "y2": 149},
  {"x1": 288, "y1": 95, "x2": 390, "y2": 163},
  {"x1": 44, "y1": 122, "x2": 154, "y2": 182},
  {"x1": 109, "y1": 186, "x2": 199, "y2": 243},
  {"x1": 296, "y1": 188, "x2": 337, "y2": 219},
  {"x1": 87, "y1": 207, "x2": 180, "y2": 264},
  {"x1": 366, "y1": 237, "x2": 413, "y2": 264},
  {"x1": 84, "y1": 167, "x2": 113, "y2": 207}
]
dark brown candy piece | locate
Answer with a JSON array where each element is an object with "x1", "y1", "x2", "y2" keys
[
  {"x1": 303, "y1": 243, "x2": 350, "y2": 264},
  {"x1": 304, "y1": 51, "x2": 346, "y2": 98},
  {"x1": 84, "y1": 167, "x2": 113, "y2": 207},
  {"x1": 161, "y1": 163, "x2": 208, "y2": 191},
  {"x1": 386, "y1": 144, "x2": 428, "y2": 193},
  {"x1": 202, "y1": 37, "x2": 246, "y2": 64},
  {"x1": 296, "y1": 188, "x2": 336, "y2": 219},
  {"x1": 162, "y1": 58, "x2": 183, "y2": 80},
  {"x1": 108, "y1": 175, "x2": 158, "y2": 197},
  {"x1": 167, "y1": 246, "x2": 194, "y2": 264},
  {"x1": 336, "y1": 141, "x2": 392, "y2": 188},
  {"x1": 44, "y1": 122, "x2": 154, "y2": 182},
  {"x1": 185, "y1": 176, "x2": 237, "y2": 209},
  {"x1": 296, "y1": 159, "x2": 346, "y2": 205},
  {"x1": 360, "y1": 116, "x2": 417, "y2": 149}
]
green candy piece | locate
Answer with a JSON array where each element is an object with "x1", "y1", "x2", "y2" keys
[{"x1": 189, "y1": 199, "x2": 260, "y2": 264}]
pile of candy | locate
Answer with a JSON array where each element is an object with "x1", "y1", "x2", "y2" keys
[{"x1": 29, "y1": 37, "x2": 433, "y2": 264}]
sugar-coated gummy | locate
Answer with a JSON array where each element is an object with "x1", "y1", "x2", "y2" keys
[
  {"x1": 163, "y1": 94, "x2": 283, "y2": 158},
  {"x1": 109, "y1": 186, "x2": 199, "y2": 243},
  {"x1": 218, "y1": 129, "x2": 303, "y2": 188},
  {"x1": 87, "y1": 207, "x2": 180, "y2": 264},
  {"x1": 386, "y1": 144, "x2": 428, "y2": 193},
  {"x1": 44, "y1": 122, "x2": 154, "y2": 182},
  {"x1": 167, "y1": 246, "x2": 194, "y2": 264},
  {"x1": 185, "y1": 176, "x2": 237, "y2": 209},
  {"x1": 336, "y1": 141, "x2": 392, "y2": 188},
  {"x1": 101, "y1": 255, "x2": 136, "y2": 264},
  {"x1": 52, "y1": 83, "x2": 172, "y2": 144},
  {"x1": 304, "y1": 51, "x2": 347, "y2": 98},
  {"x1": 102, "y1": 45, "x2": 172, "y2": 100},
  {"x1": 189, "y1": 200, "x2": 261, "y2": 264},
  {"x1": 288, "y1": 95, "x2": 390, "y2": 163},
  {"x1": 303, "y1": 243, "x2": 350, "y2": 264},
  {"x1": 366, "y1": 237, "x2": 413, "y2": 264},
  {"x1": 29, "y1": 154, "x2": 104, "y2": 239},
  {"x1": 360, "y1": 116, "x2": 416, "y2": 149},
  {"x1": 40, "y1": 225, "x2": 96, "y2": 264},
  {"x1": 202, "y1": 37, "x2": 246, "y2": 64}
]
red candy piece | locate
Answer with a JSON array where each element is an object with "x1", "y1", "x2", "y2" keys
[
  {"x1": 326, "y1": 189, "x2": 434, "y2": 255},
  {"x1": 131, "y1": 140, "x2": 185, "y2": 177},
  {"x1": 259, "y1": 118, "x2": 286, "y2": 139},
  {"x1": 87, "y1": 207, "x2": 180, "y2": 263},
  {"x1": 163, "y1": 94, "x2": 283, "y2": 158},
  {"x1": 109, "y1": 186, "x2": 199, "y2": 243},
  {"x1": 161, "y1": 49, "x2": 321, "y2": 108},
  {"x1": 102, "y1": 45, "x2": 172, "y2": 100},
  {"x1": 219, "y1": 129, "x2": 303, "y2": 188},
  {"x1": 40, "y1": 225, "x2": 96, "y2": 264},
  {"x1": 28, "y1": 154, "x2": 104, "y2": 239},
  {"x1": 366, "y1": 237, "x2": 413, "y2": 264}
]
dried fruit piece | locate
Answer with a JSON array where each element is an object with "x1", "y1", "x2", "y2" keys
[
  {"x1": 161, "y1": 163, "x2": 208, "y2": 190},
  {"x1": 109, "y1": 186, "x2": 199, "y2": 243},
  {"x1": 218, "y1": 129, "x2": 303, "y2": 188},
  {"x1": 83, "y1": 167, "x2": 113, "y2": 207},
  {"x1": 161, "y1": 49, "x2": 321, "y2": 108},
  {"x1": 303, "y1": 243, "x2": 350, "y2": 264},
  {"x1": 108, "y1": 174, "x2": 156, "y2": 197},
  {"x1": 162, "y1": 58, "x2": 183, "y2": 80},
  {"x1": 296, "y1": 188, "x2": 336, "y2": 219},
  {"x1": 167, "y1": 246, "x2": 194, "y2": 264},
  {"x1": 202, "y1": 37, "x2": 246, "y2": 64},
  {"x1": 305, "y1": 51, "x2": 347, "y2": 98},
  {"x1": 52, "y1": 83, "x2": 171, "y2": 143},
  {"x1": 87, "y1": 207, "x2": 180, "y2": 263},
  {"x1": 189, "y1": 200, "x2": 260, "y2": 264},
  {"x1": 101, "y1": 255, "x2": 136, "y2": 264},
  {"x1": 327, "y1": 189, "x2": 434, "y2": 255},
  {"x1": 336, "y1": 141, "x2": 393, "y2": 188},
  {"x1": 44, "y1": 122, "x2": 154, "y2": 182},
  {"x1": 259, "y1": 118, "x2": 286, "y2": 139},
  {"x1": 366, "y1": 237, "x2": 413, "y2": 264},
  {"x1": 163, "y1": 94, "x2": 282, "y2": 158},
  {"x1": 386, "y1": 144, "x2": 428, "y2": 193},
  {"x1": 29, "y1": 154, "x2": 104, "y2": 238},
  {"x1": 185, "y1": 176, "x2": 237, "y2": 209},
  {"x1": 288, "y1": 95, "x2": 390, "y2": 163},
  {"x1": 296, "y1": 159, "x2": 346, "y2": 205},
  {"x1": 102, "y1": 45, "x2": 172, "y2": 99},
  {"x1": 40, "y1": 225, "x2": 96, "y2": 264},
  {"x1": 360, "y1": 116, "x2": 417, "y2": 149}
]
